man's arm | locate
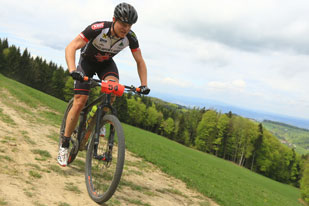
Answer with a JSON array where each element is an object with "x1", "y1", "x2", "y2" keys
[
  {"x1": 65, "y1": 35, "x2": 87, "y2": 73},
  {"x1": 132, "y1": 49, "x2": 147, "y2": 86}
]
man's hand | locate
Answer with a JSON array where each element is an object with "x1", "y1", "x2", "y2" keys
[
  {"x1": 138, "y1": 86, "x2": 150, "y2": 95},
  {"x1": 70, "y1": 70, "x2": 84, "y2": 82}
]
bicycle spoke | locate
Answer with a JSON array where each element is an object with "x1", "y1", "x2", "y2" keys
[{"x1": 85, "y1": 114, "x2": 125, "y2": 203}]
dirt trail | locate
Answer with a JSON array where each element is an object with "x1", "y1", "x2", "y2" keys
[{"x1": 0, "y1": 91, "x2": 218, "y2": 206}]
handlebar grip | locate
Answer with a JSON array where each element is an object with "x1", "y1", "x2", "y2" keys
[{"x1": 83, "y1": 76, "x2": 89, "y2": 82}]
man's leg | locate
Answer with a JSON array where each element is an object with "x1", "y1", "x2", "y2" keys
[
  {"x1": 58, "y1": 94, "x2": 88, "y2": 166},
  {"x1": 64, "y1": 94, "x2": 88, "y2": 137}
]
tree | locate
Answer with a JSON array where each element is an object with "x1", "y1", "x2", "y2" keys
[
  {"x1": 238, "y1": 120, "x2": 257, "y2": 167},
  {"x1": 127, "y1": 97, "x2": 146, "y2": 127},
  {"x1": 143, "y1": 103, "x2": 161, "y2": 131},
  {"x1": 18, "y1": 49, "x2": 31, "y2": 84},
  {"x1": 251, "y1": 123, "x2": 264, "y2": 171},
  {"x1": 63, "y1": 77, "x2": 74, "y2": 101},
  {"x1": 216, "y1": 113, "x2": 230, "y2": 157},
  {"x1": 175, "y1": 113, "x2": 187, "y2": 144},
  {"x1": 114, "y1": 94, "x2": 129, "y2": 122},
  {"x1": 195, "y1": 110, "x2": 217, "y2": 153},
  {"x1": 160, "y1": 117, "x2": 175, "y2": 138},
  {"x1": 3, "y1": 46, "x2": 21, "y2": 77},
  {"x1": 0, "y1": 38, "x2": 9, "y2": 72},
  {"x1": 186, "y1": 107, "x2": 203, "y2": 146},
  {"x1": 50, "y1": 68, "x2": 65, "y2": 99}
]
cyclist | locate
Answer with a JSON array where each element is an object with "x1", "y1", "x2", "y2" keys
[{"x1": 58, "y1": 2, "x2": 150, "y2": 166}]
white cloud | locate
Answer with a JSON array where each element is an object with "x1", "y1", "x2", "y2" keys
[
  {"x1": 162, "y1": 77, "x2": 194, "y2": 88},
  {"x1": 207, "y1": 79, "x2": 246, "y2": 92}
]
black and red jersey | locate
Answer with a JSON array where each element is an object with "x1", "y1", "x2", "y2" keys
[{"x1": 79, "y1": 21, "x2": 139, "y2": 63}]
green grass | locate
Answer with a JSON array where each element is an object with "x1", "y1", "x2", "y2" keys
[
  {"x1": 46, "y1": 131, "x2": 59, "y2": 142},
  {"x1": 124, "y1": 124, "x2": 302, "y2": 206},
  {"x1": 31, "y1": 149, "x2": 51, "y2": 161},
  {"x1": 0, "y1": 73, "x2": 302, "y2": 206},
  {"x1": 0, "y1": 74, "x2": 67, "y2": 112},
  {"x1": 29, "y1": 170, "x2": 42, "y2": 179},
  {"x1": 120, "y1": 180, "x2": 150, "y2": 192},
  {"x1": 25, "y1": 163, "x2": 41, "y2": 170},
  {"x1": 0, "y1": 198, "x2": 8, "y2": 205},
  {"x1": 33, "y1": 202, "x2": 47, "y2": 206},
  {"x1": 58, "y1": 202, "x2": 70, "y2": 206},
  {"x1": 24, "y1": 189, "x2": 34, "y2": 197},
  {"x1": 64, "y1": 182, "x2": 81, "y2": 194},
  {"x1": 0, "y1": 74, "x2": 66, "y2": 125},
  {"x1": 0, "y1": 155, "x2": 13, "y2": 162},
  {"x1": 120, "y1": 197, "x2": 150, "y2": 206},
  {"x1": 48, "y1": 165, "x2": 69, "y2": 177},
  {"x1": 157, "y1": 188, "x2": 188, "y2": 198},
  {"x1": 0, "y1": 108, "x2": 16, "y2": 125},
  {"x1": 199, "y1": 201, "x2": 211, "y2": 206}
]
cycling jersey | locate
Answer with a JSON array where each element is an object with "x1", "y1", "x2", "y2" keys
[{"x1": 79, "y1": 21, "x2": 140, "y2": 63}]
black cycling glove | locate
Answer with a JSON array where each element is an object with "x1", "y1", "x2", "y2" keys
[
  {"x1": 139, "y1": 86, "x2": 150, "y2": 95},
  {"x1": 70, "y1": 70, "x2": 84, "y2": 82}
]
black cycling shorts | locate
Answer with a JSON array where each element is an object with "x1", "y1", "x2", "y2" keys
[{"x1": 74, "y1": 56, "x2": 119, "y2": 95}]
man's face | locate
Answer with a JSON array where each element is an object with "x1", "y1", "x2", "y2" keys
[{"x1": 113, "y1": 17, "x2": 132, "y2": 38}]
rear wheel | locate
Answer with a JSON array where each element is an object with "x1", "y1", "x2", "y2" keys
[
  {"x1": 85, "y1": 114, "x2": 125, "y2": 203},
  {"x1": 59, "y1": 98, "x2": 80, "y2": 165}
]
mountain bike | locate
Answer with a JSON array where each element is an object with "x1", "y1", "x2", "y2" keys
[{"x1": 59, "y1": 77, "x2": 141, "y2": 203}]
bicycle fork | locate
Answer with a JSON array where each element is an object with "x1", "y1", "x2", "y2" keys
[{"x1": 93, "y1": 106, "x2": 114, "y2": 164}]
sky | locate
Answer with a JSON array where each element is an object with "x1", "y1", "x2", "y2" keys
[{"x1": 0, "y1": 0, "x2": 309, "y2": 120}]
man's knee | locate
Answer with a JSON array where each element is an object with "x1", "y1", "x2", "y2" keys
[{"x1": 73, "y1": 95, "x2": 88, "y2": 110}]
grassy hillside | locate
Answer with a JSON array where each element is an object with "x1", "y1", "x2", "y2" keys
[
  {"x1": 263, "y1": 120, "x2": 309, "y2": 155},
  {"x1": 0, "y1": 73, "x2": 67, "y2": 126},
  {"x1": 0, "y1": 74, "x2": 302, "y2": 206}
]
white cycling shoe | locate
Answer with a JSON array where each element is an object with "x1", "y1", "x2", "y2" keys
[{"x1": 57, "y1": 146, "x2": 69, "y2": 167}]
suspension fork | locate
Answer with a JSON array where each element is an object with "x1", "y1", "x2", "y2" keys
[
  {"x1": 93, "y1": 105, "x2": 103, "y2": 157},
  {"x1": 92, "y1": 94, "x2": 116, "y2": 161}
]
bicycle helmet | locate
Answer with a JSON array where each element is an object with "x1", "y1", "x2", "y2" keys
[{"x1": 114, "y1": 3, "x2": 138, "y2": 24}]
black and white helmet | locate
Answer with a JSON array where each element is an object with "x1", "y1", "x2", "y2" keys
[{"x1": 114, "y1": 2, "x2": 138, "y2": 24}]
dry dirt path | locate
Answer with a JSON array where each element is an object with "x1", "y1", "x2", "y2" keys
[{"x1": 0, "y1": 90, "x2": 218, "y2": 206}]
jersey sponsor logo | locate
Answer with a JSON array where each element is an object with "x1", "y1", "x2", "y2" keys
[
  {"x1": 102, "y1": 33, "x2": 108, "y2": 39},
  {"x1": 95, "y1": 53, "x2": 111, "y2": 62},
  {"x1": 100, "y1": 38, "x2": 107, "y2": 43},
  {"x1": 91, "y1": 23, "x2": 104, "y2": 30}
]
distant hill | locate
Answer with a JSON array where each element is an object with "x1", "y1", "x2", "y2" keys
[
  {"x1": 152, "y1": 92, "x2": 309, "y2": 130},
  {"x1": 262, "y1": 120, "x2": 309, "y2": 155}
]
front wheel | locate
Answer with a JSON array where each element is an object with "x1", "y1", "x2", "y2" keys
[{"x1": 85, "y1": 114, "x2": 125, "y2": 204}]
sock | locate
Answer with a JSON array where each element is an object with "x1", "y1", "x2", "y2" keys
[{"x1": 62, "y1": 136, "x2": 71, "y2": 148}]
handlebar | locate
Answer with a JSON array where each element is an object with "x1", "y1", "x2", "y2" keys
[{"x1": 83, "y1": 76, "x2": 141, "y2": 96}]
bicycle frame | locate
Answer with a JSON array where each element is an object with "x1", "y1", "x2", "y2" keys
[
  {"x1": 76, "y1": 92, "x2": 117, "y2": 148},
  {"x1": 67, "y1": 78, "x2": 139, "y2": 157}
]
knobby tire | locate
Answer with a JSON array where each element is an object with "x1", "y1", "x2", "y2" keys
[{"x1": 85, "y1": 114, "x2": 125, "y2": 204}]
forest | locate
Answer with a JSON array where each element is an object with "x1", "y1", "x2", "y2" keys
[{"x1": 1, "y1": 38, "x2": 309, "y2": 201}]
